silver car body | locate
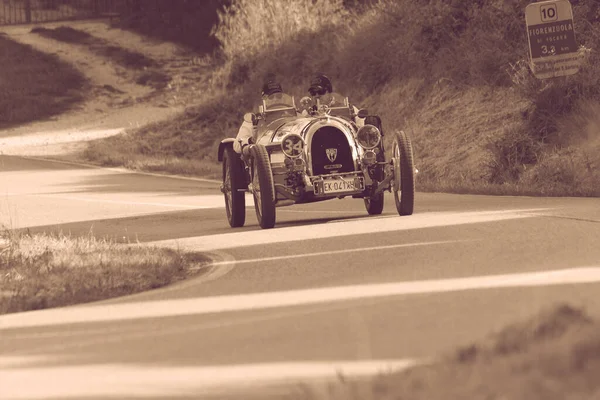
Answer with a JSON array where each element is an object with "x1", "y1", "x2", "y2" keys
[{"x1": 254, "y1": 92, "x2": 380, "y2": 205}]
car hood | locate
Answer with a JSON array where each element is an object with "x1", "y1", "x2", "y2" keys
[{"x1": 257, "y1": 116, "x2": 355, "y2": 146}]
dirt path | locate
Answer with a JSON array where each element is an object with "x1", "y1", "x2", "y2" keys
[{"x1": 0, "y1": 19, "x2": 209, "y2": 158}]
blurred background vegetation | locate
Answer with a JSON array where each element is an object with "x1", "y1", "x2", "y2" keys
[
  {"x1": 0, "y1": 34, "x2": 88, "y2": 129},
  {"x1": 83, "y1": 0, "x2": 600, "y2": 195}
]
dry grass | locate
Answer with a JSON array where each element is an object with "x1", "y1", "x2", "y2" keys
[
  {"x1": 81, "y1": 115, "x2": 224, "y2": 177},
  {"x1": 0, "y1": 34, "x2": 88, "y2": 129},
  {"x1": 215, "y1": 0, "x2": 349, "y2": 58},
  {"x1": 83, "y1": 140, "x2": 222, "y2": 178},
  {"x1": 114, "y1": 0, "x2": 222, "y2": 55},
  {"x1": 79, "y1": 0, "x2": 600, "y2": 197},
  {"x1": 0, "y1": 227, "x2": 210, "y2": 315},
  {"x1": 294, "y1": 304, "x2": 600, "y2": 400}
]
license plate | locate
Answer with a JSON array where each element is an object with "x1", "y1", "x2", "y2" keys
[{"x1": 322, "y1": 177, "x2": 363, "y2": 194}]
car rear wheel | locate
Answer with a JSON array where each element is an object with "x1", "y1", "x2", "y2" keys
[
  {"x1": 391, "y1": 130, "x2": 415, "y2": 216},
  {"x1": 250, "y1": 145, "x2": 276, "y2": 229},
  {"x1": 222, "y1": 147, "x2": 246, "y2": 227},
  {"x1": 364, "y1": 191, "x2": 384, "y2": 215}
]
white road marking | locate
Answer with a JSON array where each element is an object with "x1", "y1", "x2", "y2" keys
[
  {"x1": 27, "y1": 193, "x2": 214, "y2": 209},
  {"x1": 11, "y1": 155, "x2": 222, "y2": 184},
  {"x1": 2, "y1": 266, "x2": 600, "y2": 330},
  {"x1": 2, "y1": 297, "x2": 414, "y2": 355},
  {"x1": 2, "y1": 192, "x2": 232, "y2": 210},
  {"x1": 0, "y1": 356, "x2": 50, "y2": 368},
  {"x1": 0, "y1": 129, "x2": 123, "y2": 148},
  {"x1": 150, "y1": 209, "x2": 549, "y2": 252},
  {"x1": 209, "y1": 240, "x2": 464, "y2": 266},
  {"x1": 2, "y1": 324, "x2": 147, "y2": 341},
  {"x1": 1, "y1": 192, "x2": 229, "y2": 228},
  {"x1": 141, "y1": 241, "x2": 461, "y2": 300},
  {"x1": 156, "y1": 251, "x2": 238, "y2": 289},
  {"x1": 0, "y1": 359, "x2": 418, "y2": 400}
]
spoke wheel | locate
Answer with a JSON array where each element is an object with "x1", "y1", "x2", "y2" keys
[
  {"x1": 391, "y1": 130, "x2": 415, "y2": 216},
  {"x1": 250, "y1": 145, "x2": 276, "y2": 229},
  {"x1": 222, "y1": 147, "x2": 246, "y2": 227}
]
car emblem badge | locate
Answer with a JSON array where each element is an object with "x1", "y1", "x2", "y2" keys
[{"x1": 326, "y1": 148, "x2": 338, "y2": 162}]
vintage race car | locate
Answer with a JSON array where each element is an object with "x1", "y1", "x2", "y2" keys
[{"x1": 217, "y1": 92, "x2": 415, "y2": 229}]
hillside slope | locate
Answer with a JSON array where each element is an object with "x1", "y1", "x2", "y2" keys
[
  {"x1": 0, "y1": 20, "x2": 208, "y2": 158},
  {"x1": 78, "y1": 0, "x2": 600, "y2": 196},
  {"x1": 4, "y1": 0, "x2": 597, "y2": 196},
  {"x1": 0, "y1": 32, "x2": 87, "y2": 130}
]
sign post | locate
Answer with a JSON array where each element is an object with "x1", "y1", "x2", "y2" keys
[{"x1": 525, "y1": 0, "x2": 581, "y2": 79}]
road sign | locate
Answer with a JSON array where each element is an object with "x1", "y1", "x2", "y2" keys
[{"x1": 525, "y1": 0, "x2": 581, "y2": 79}]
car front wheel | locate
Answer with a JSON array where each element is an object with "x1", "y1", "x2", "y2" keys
[{"x1": 222, "y1": 147, "x2": 246, "y2": 227}]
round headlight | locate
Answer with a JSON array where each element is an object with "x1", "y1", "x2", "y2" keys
[
  {"x1": 356, "y1": 124, "x2": 381, "y2": 150},
  {"x1": 281, "y1": 133, "x2": 304, "y2": 158},
  {"x1": 362, "y1": 150, "x2": 377, "y2": 165}
]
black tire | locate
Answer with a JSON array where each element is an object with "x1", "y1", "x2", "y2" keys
[
  {"x1": 250, "y1": 145, "x2": 276, "y2": 229},
  {"x1": 364, "y1": 191, "x2": 384, "y2": 215},
  {"x1": 391, "y1": 130, "x2": 415, "y2": 216},
  {"x1": 222, "y1": 147, "x2": 246, "y2": 228}
]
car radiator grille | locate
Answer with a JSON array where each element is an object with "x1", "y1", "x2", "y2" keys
[{"x1": 310, "y1": 127, "x2": 355, "y2": 175}]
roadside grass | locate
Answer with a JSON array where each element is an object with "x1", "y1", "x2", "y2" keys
[
  {"x1": 0, "y1": 227, "x2": 210, "y2": 315},
  {"x1": 0, "y1": 35, "x2": 88, "y2": 130},
  {"x1": 76, "y1": 0, "x2": 600, "y2": 197},
  {"x1": 31, "y1": 26, "x2": 171, "y2": 89},
  {"x1": 296, "y1": 304, "x2": 600, "y2": 400},
  {"x1": 83, "y1": 141, "x2": 222, "y2": 179},
  {"x1": 82, "y1": 120, "x2": 223, "y2": 178}
]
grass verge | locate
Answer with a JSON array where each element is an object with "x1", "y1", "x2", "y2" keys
[
  {"x1": 0, "y1": 228, "x2": 210, "y2": 315},
  {"x1": 31, "y1": 26, "x2": 171, "y2": 89},
  {"x1": 296, "y1": 303, "x2": 600, "y2": 400},
  {"x1": 82, "y1": 127, "x2": 222, "y2": 178},
  {"x1": 0, "y1": 34, "x2": 88, "y2": 130}
]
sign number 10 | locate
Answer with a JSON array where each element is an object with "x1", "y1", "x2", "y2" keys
[{"x1": 540, "y1": 4, "x2": 558, "y2": 22}]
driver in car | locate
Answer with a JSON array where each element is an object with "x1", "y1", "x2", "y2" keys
[
  {"x1": 299, "y1": 73, "x2": 333, "y2": 116},
  {"x1": 233, "y1": 73, "x2": 284, "y2": 155},
  {"x1": 300, "y1": 73, "x2": 365, "y2": 128}
]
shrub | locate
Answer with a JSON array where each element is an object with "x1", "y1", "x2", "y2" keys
[{"x1": 212, "y1": 0, "x2": 351, "y2": 90}]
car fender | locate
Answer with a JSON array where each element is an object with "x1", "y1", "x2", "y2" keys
[{"x1": 218, "y1": 138, "x2": 236, "y2": 162}]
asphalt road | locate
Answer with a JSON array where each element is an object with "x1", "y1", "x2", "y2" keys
[{"x1": 1, "y1": 154, "x2": 600, "y2": 399}]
